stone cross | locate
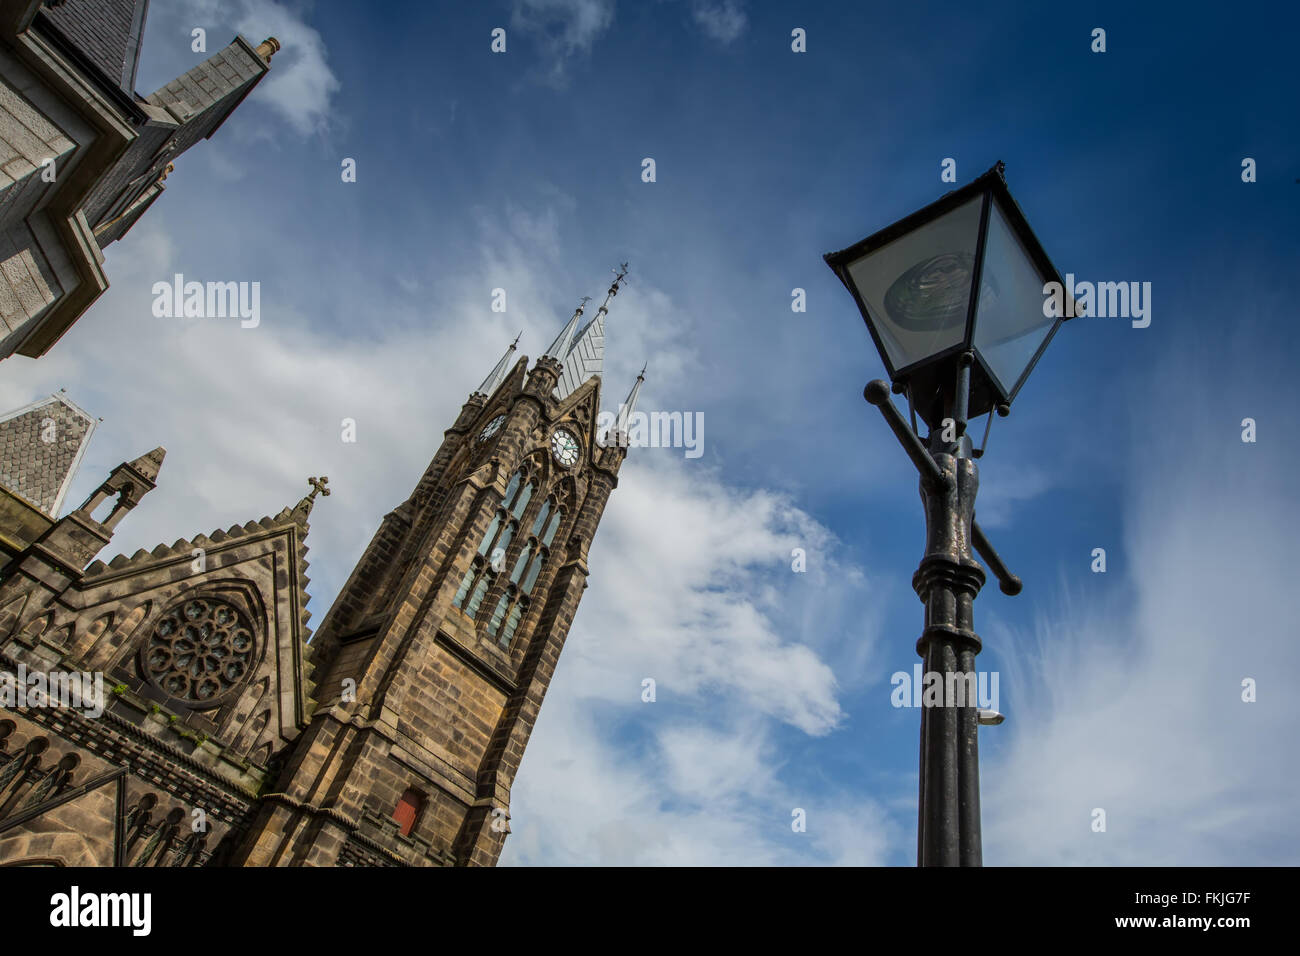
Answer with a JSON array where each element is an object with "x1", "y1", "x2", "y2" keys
[{"x1": 307, "y1": 476, "x2": 330, "y2": 501}]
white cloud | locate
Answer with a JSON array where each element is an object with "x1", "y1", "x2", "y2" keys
[
  {"x1": 969, "y1": 461, "x2": 1053, "y2": 528},
  {"x1": 570, "y1": 456, "x2": 855, "y2": 735},
  {"x1": 980, "y1": 371, "x2": 1300, "y2": 865},
  {"x1": 502, "y1": 688, "x2": 897, "y2": 865},
  {"x1": 691, "y1": 0, "x2": 748, "y2": 45},
  {"x1": 510, "y1": 0, "x2": 616, "y2": 86}
]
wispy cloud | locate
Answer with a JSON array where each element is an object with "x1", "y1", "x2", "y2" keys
[
  {"x1": 981, "y1": 363, "x2": 1300, "y2": 865},
  {"x1": 510, "y1": 0, "x2": 616, "y2": 86},
  {"x1": 690, "y1": 0, "x2": 748, "y2": 45}
]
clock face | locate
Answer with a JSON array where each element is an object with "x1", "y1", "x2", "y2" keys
[
  {"x1": 479, "y1": 415, "x2": 505, "y2": 442},
  {"x1": 551, "y1": 429, "x2": 580, "y2": 468}
]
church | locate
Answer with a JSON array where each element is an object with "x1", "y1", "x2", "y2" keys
[
  {"x1": 0, "y1": 0, "x2": 645, "y2": 866},
  {"x1": 0, "y1": 270, "x2": 644, "y2": 866}
]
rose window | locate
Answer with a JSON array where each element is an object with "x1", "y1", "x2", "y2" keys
[{"x1": 144, "y1": 598, "x2": 255, "y2": 704}]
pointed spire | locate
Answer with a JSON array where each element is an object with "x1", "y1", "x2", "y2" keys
[
  {"x1": 554, "y1": 263, "x2": 629, "y2": 400},
  {"x1": 617, "y1": 363, "x2": 646, "y2": 436},
  {"x1": 126, "y1": 447, "x2": 166, "y2": 483},
  {"x1": 474, "y1": 332, "x2": 522, "y2": 397},
  {"x1": 544, "y1": 298, "x2": 589, "y2": 361}
]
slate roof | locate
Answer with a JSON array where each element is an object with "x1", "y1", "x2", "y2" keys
[
  {"x1": 0, "y1": 392, "x2": 97, "y2": 517},
  {"x1": 554, "y1": 313, "x2": 605, "y2": 401},
  {"x1": 38, "y1": 0, "x2": 150, "y2": 95}
]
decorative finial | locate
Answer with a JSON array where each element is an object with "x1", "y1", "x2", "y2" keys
[
  {"x1": 591, "y1": 263, "x2": 630, "y2": 322},
  {"x1": 307, "y1": 476, "x2": 330, "y2": 502},
  {"x1": 511, "y1": 330, "x2": 523, "y2": 348},
  {"x1": 256, "y1": 37, "x2": 281, "y2": 62},
  {"x1": 287, "y1": 476, "x2": 328, "y2": 525},
  {"x1": 609, "y1": 263, "x2": 630, "y2": 292},
  {"x1": 638, "y1": 361, "x2": 647, "y2": 380}
]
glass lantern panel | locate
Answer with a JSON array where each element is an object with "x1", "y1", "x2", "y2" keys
[
  {"x1": 972, "y1": 199, "x2": 1057, "y2": 395},
  {"x1": 843, "y1": 196, "x2": 983, "y2": 372}
]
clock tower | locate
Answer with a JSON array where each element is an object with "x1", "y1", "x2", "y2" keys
[{"x1": 233, "y1": 267, "x2": 641, "y2": 866}]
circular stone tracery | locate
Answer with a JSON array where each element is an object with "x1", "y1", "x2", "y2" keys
[{"x1": 144, "y1": 598, "x2": 255, "y2": 704}]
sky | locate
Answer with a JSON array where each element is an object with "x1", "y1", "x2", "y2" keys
[{"x1": 2, "y1": 0, "x2": 1298, "y2": 865}]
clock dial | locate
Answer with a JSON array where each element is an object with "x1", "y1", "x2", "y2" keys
[
  {"x1": 479, "y1": 415, "x2": 505, "y2": 442},
  {"x1": 551, "y1": 429, "x2": 580, "y2": 467}
]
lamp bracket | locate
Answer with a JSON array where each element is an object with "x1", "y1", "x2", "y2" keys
[{"x1": 865, "y1": 379, "x2": 1022, "y2": 596}]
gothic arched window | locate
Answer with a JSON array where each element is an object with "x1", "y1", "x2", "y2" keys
[
  {"x1": 454, "y1": 468, "x2": 533, "y2": 618},
  {"x1": 454, "y1": 468, "x2": 568, "y2": 650},
  {"x1": 484, "y1": 495, "x2": 566, "y2": 649}
]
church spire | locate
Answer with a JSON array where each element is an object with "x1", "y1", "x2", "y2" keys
[
  {"x1": 474, "y1": 332, "x2": 522, "y2": 398},
  {"x1": 616, "y1": 363, "x2": 646, "y2": 439},
  {"x1": 592, "y1": 263, "x2": 629, "y2": 328},
  {"x1": 554, "y1": 263, "x2": 629, "y2": 401},
  {"x1": 544, "y1": 299, "x2": 589, "y2": 361}
]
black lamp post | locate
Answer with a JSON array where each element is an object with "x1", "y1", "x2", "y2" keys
[{"x1": 824, "y1": 162, "x2": 1074, "y2": 866}]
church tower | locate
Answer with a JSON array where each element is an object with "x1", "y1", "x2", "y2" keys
[{"x1": 234, "y1": 267, "x2": 643, "y2": 866}]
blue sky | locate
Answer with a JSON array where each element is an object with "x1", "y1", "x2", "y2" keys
[{"x1": 2, "y1": 0, "x2": 1298, "y2": 864}]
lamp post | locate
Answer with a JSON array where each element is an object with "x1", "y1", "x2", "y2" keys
[{"x1": 824, "y1": 162, "x2": 1074, "y2": 866}]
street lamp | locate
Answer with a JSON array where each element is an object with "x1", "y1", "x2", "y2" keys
[{"x1": 824, "y1": 162, "x2": 1074, "y2": 867}]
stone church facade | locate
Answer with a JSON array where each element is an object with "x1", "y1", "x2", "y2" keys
[{"x1": 0, "y1": 268, "x2": 642, "y2": 866}]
